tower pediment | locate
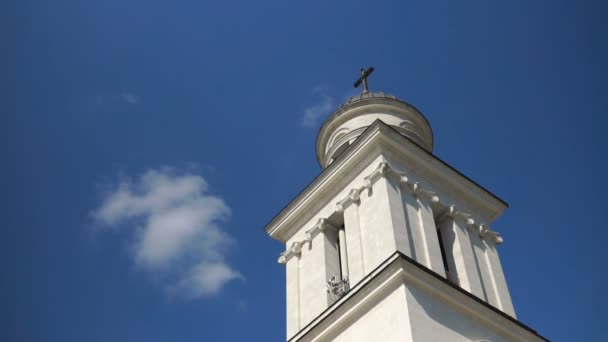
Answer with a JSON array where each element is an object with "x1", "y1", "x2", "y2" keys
[{"x1": 265, "y1": 120, "x2": 507, "y2": 244}]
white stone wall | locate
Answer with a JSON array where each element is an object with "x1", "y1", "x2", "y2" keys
[
  {"x1": 400, "y1": 186, "x2": 445, "y2": 276},
  {"x1": 356, "y1": 173, "x2": 406, "y2": 270},
  {"x1": 438, "y1": 217, "x2": 485, "y2": 298},
  {"x1": 283, "y1": 155, "x2": 386, "y2": 338},
  {"x1": 298, "y1": 228, "x2": 340, "y2": 326},
  {"x1": 313, "y1": 278, "x2": 524, "y2": 342},
  {"x1": 384, "y1": 151, "x2": 515, "y2": 317},
  {"x1": 407, "y1": 285, "x2": 511, "y2": 342},
  {"x1": 285, "y1": 256, "x2": 300, "y2": 338},
  {"x1": 278, "y1": 134, "x2": 517, "y2": 339},
  {"x1": 343, "y1": 203, "x2": 365, "y2": 285},
  {"x1": 482, "y1": 242, "x2": 516, "y2": 317},
  {"x1": 329, "y1": 283, "x2": 413, "y2": 342}
]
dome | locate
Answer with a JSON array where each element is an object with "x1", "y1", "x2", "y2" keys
[{"x1": 315, "y1": 91, "x2": 434, "y2": 168}]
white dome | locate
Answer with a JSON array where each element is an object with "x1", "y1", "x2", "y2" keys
[{"x1": 316, "y1": 91, "x2": 434, "y2": 168}]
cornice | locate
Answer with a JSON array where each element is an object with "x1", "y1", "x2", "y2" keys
[
  {"x1": 278, "y1": 161, "x2": 503, "y2": 264},
  {"x1": 265, "y1": 124, "x2": 386, "y2": 243},
  {"x1": 265, "y1": 120, "x2": 508, "y2": 243},
  {"x1": 341, "y1": 162, "x2": 504, "y2": 246},
  {"x1": 375, "y1": 124, "x2": 507, "y2": 219}
]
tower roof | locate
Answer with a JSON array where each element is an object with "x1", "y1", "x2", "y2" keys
[{"x1": 316, "y1": 91, "x2": 434, "y2": 168}]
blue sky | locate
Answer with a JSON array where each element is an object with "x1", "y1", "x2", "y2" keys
[{"x1": 2, "y1": 0, "x2": 605, "y2": 341}]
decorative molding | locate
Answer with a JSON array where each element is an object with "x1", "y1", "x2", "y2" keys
[
  {"x1": 279, "y1": 161, "x2": 505, "y2": 264},
  {"x1": 335, "y1": 189, "x2": 362, "y2": 213},
  {"x1": 442, "y1": 206, "x2": 503, "y2": 245},
  {"x1": 278, "y1": 219, "x2": 339, "y2": 265},
  {"x1": 267, "y1": 121, "x2": 508, "y2": 243},
  {"x1": 405, "y1": 181, "x2": 440, "y2": 203},
  {"x1": 278, "y1": 241, "x2": 303, "y2": 264},
  {"x1": 304, "y1": 219, "x2": 338, "y2": 244},
  {"x1": 478, "y1": 224, "x2": 503, "y2": 244},
  {"x1": 362, "y1": 162, "x2": 504, "y2": 245},
  {"x1": 445, "y1": 205, "x2": 476, "y2": 225},
  {"x1": 335, "y1": 161, "x2": 389, "y2": 213}
]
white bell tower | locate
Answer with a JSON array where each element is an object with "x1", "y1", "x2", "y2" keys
[{"x1": 265, "y1": 69, "x2": 547, "y2": 342}]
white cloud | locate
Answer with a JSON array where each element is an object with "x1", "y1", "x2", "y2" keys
[
  {"x1": 169, "y1": 261, "x2": 243, "y2": 299},
  {"x1": 92, "y1": 168, "x2": 242, "y2": 298},
  {"x1": 301, "y1": 86, "x2": 335, "y2": 128},
  {"x1": 121, "y1": 92, "x2": 140, "y2": 105}
]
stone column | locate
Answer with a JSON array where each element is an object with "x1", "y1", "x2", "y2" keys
[
  {"x1": 471, "y1": 233, "x2": 493, "y2": 303},
  {"x1": 338, "y1": 227, "x2": 349, "y2": 280},
  {"x1": 401, "y1": 188, "x2": 446, "y2": 277},
  {"x1": 343, "y1": 203, "x2": 365, "y2": 286},
  {"x1": 285, "y1": 255, "x2": 300, "y2": 339},
  {"x1": 484, "y1": 241, "x2": 516, "y2": 317},
  {"x1": 358, "y1": 173, "x2": 412, "y2": 272},
  {"x1": 437, "y1": 215, "x2": 485, "y2": 299}
]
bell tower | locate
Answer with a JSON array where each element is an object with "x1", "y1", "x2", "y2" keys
[{"x1": 265, "y1": 69, "x2": 547, "y2": 342}]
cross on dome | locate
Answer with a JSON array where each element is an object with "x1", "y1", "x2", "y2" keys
[{"x1": 353, "y1": 66, "x2": 375, "y2": 93}]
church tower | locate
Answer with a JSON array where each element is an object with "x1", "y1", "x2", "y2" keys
[{"x1": 265, "y1": 68, "x2": 547, "y2": 342}]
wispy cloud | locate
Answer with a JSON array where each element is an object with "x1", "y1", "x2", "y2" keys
[
  {"x1": 121, "y1": 92, "x2": 140, "y2": 105},
  {"x1": 301, "y1": 86, "x2": 335, "y2": 128},
  {"x1": 88, "y1": 91, "x2": 141, "y2": 109},
  {"x1": 92, "y1": 167, "x2": 242, "y2": 299}
]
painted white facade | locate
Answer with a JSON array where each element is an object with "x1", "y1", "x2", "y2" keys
[{"x1": 265, "y1": 92, "x2": 545, "y2": 341}]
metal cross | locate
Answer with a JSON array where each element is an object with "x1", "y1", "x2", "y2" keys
[{"x1": 353, "y1": 66, "x2": 375, "y2": 93}]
